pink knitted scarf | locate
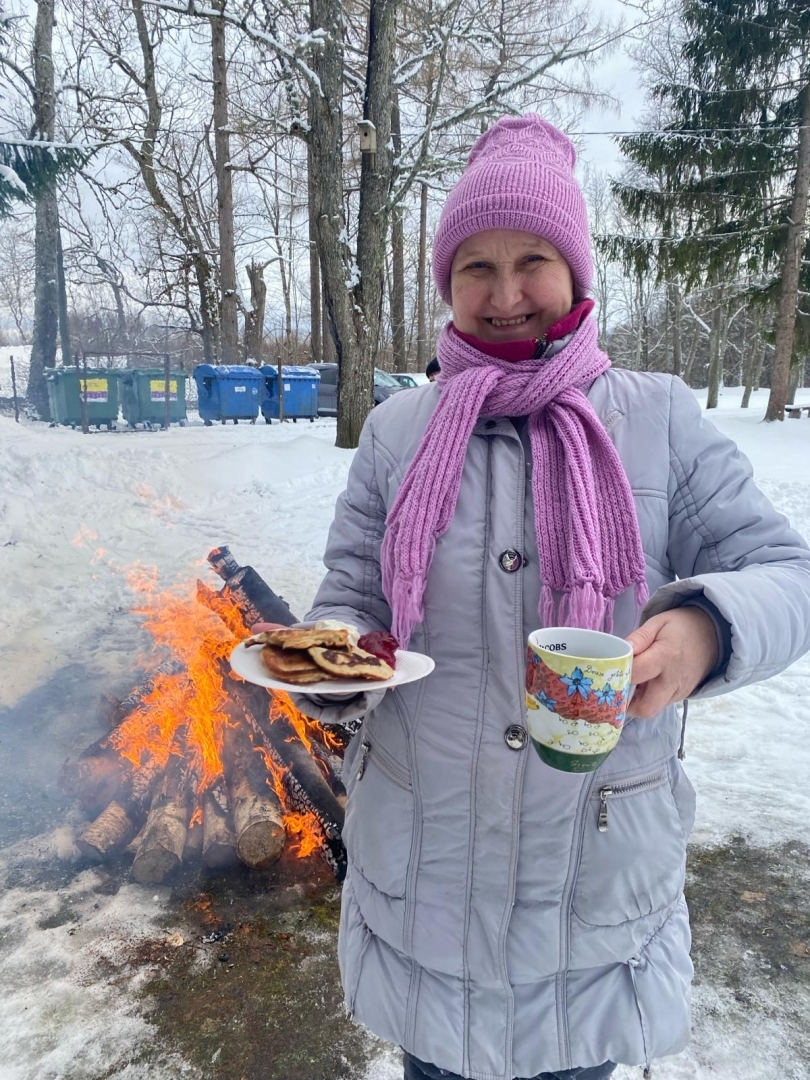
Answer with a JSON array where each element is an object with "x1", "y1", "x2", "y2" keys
[{"x1": 380, "y1": 317, "x2": 649, "y2": 647}]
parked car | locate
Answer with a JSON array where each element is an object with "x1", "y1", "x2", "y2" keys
[
  {"x1": 312, "y1": 363, "x2": 405, "y2": 416},
  {"x1": 390, "y1": 372, "x2": 430, "y2": 389}
]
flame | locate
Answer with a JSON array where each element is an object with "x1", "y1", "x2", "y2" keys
[
  {"x1": 109, "y1": 571, "x2": 242, "y2": 791},
  {"x1": 75, "y1": 553, "x2": 336, "y2": 868},
  {"x1": 254, "y1": 742, "x2": 324, "y2": 860},
  {"x1": 270, "y1": 691, "x2": 314, "y2": 753}
]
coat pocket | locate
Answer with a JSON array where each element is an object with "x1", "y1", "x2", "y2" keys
[
  {"x1": 572, "y1": 764, "x2": 688, "y2": 927},
  {"x1": 342, "y1": 736, "x2": 414, "y2": 899}
]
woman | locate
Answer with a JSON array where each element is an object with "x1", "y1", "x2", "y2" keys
[{"x1": 294, "y1": 116, "x2": 810, "y2": 1080}]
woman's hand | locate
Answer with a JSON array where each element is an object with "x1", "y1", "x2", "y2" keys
[{"x1": 626, "y1": 607, "x2": 719, "y2": 719}]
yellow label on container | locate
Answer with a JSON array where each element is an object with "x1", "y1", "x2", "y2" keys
[
  {"x1": 80, "y1": 378, "x2": 108, "y2": 402},
  {"x1": 150, "y1": 379, "x2": 178, "y2": 401}
]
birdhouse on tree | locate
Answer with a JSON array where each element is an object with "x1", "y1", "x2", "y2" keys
[{"x1": 357, "y1": 120, "x2": 377, "y2": 154}]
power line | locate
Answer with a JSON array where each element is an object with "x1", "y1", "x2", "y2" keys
[{"x1": 570, "y1": 125, "x2": 804, "y2": 137}]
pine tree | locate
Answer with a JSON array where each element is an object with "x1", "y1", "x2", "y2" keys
[
  {"x1": 0, "y1": 140, "x2": 89, "y2": 218},
  {"x1": 605, "y1": 1, "x2": 810, "y2": 416}
]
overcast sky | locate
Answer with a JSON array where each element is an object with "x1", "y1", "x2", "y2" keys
[{"x1": 574, "y1": 0, "x2": 651, "y2": 177}]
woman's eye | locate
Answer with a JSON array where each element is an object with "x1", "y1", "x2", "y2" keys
[
  {"x1": 524, "y1": 254, "x2": 545, "y2": 265},
  {"x1": 466, "y1": 261, "x2": 490, "y2": 271}
]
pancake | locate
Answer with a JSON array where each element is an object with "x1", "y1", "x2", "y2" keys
[
  {"x1": 260, "y1": 644, "x2": 326, "y2": 685},
  {"x1": 308, "y1": 645, "x2": 394, "y2": 681},
  {"x1": 246, "y1": 627, "x2": 350, "y2": 651}
]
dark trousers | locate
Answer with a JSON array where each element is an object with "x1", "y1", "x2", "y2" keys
[{"x1": 403, "y1": 1051, "x2": 617, "y2": 1080}]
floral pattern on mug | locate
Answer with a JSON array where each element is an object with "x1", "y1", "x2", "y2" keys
[{"x1": 526, "y1": 648, "x2": 627, "y2": 729}]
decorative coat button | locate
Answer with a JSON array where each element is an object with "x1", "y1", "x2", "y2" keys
[
  {"x1": 504, "y1": 725, "x2": 527, "y2": 750},
  {"x1": 499, "y1": 549, "x2": 522, "y2": 573}
]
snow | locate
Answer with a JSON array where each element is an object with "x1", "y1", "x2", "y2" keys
[
  {"x1": 0, "y1": 863, "x2": 199, "y2": 1080},
  {"x1": 0, "y1": 163, "x2": 27, "y2": 195},
  {"x1": 1, "y1": 381, "x2": 809, "y2": 1079}
]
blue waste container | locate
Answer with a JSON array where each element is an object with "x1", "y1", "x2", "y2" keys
[
  {"x1": 259, "y1": 366, "x2": 321, "y2": 423},
  {"x1": 192, "y1": 364, "x2": 261, "y2": 425}
]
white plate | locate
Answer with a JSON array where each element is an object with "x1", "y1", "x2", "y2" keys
[{"x1": 229, "y1": 640, "x2": 435, "y2": 696}]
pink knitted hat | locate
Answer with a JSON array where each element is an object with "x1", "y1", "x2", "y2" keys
[{"x1": 432, "y1": 115, "x2": 593, "y2": 303}]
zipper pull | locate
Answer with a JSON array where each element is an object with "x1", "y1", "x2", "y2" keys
[
  {"x1": 357, "y1": 740, "x2": 371, "y2": 781},
  {"x1": 598, "y1": 786, "x2": 613, "y2": 832}
]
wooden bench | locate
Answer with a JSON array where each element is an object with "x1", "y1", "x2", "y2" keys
[{"x1": 786, "y1": 403, "x2": 810, "y2": 418}]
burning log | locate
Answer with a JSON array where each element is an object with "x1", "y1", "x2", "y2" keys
[
  {"x1": 60, "y1": 754, "x2": 125, "y2": 816},
  {"x1": 112, "y1": 660, "x2": 184, "y2": 725},
  {"x1": 207, "y1": 545, "x2": 297, "y2": 627},
  {"x1": 61, "y1": 660, "x2": 186, "y2": 813},
  {"x1": 307, "y1": 741, "x2": 348, "y2": 807},
  {"x1": 131, "y1": 737, "x2": 194, "y2": 884},
  {"x1": 227, "y1": 677, "x2": 346, "y2": 880},
  {"x1": 63, "y1": 553, "x2": 354, "y2": 884},
  {"x1": 202, "y1": 787, "x2": 239, "y2": 868},
  {"x1": 76, "y1": 800, "x2": 138, "y2": 861},
  {"x1": 223, "y1": 721, "x2": 285, "y2": 869}
]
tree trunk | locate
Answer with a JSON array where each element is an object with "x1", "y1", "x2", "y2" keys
[
  {"x1": 56, "y1": 222, "x2": 71, "y2": 365},
  {"x1": 27, "y1": 0, "x2": 58, "y2": 418},
  {"x1": 741, "y1": 309, "x2": 762, "y2": 408},
  {"x1": 322, "y1": 286, "x2": 336, "y2": 362},
  {"x1": 390, "y1": 93, "x2": 407, "y2": 372},
  {"x1": 669, "y1": 280, "x2": 682, "y2": 379},
  {"x1": 787, "y1": 361, "x2": 801, "y2": 406},
  {"x1": 280, "y1": 253, "x2": 292, "y2": 362},
  {"x1": 345, "y1": 0, "x2": 398, "y2": 444},
  {"x1": 416, "y1": 181, "x2": 428, "y2": 372},
  {"x1": 766, "y1": 80, "x2": 810, "y2": 421},
  {"x1": 210, "y1": 6, "x2": 239, "y2": 363},
  {"x1": 194, "y1": 256, "x2": 218, "y2": 364},
  {"x1": 243, "y1": 260, "x2": 267, "y2": 361},
  {"x1": 308, "y1": 143, "x2": 322, "y2": 364},
  {"x1": 308, "y1": 0, "x2": 362, "y2": 445},
  {"x1": 683, "y1": 326, "x2": 701, "y2": 386},
  {"x1": 706, "y1": 288, "x2": 725, "y2": 409},
  {"x1": 641, "y1": 310, "x2": 650, "y2": 371}
]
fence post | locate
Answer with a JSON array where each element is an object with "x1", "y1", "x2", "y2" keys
[
  {"x1": 10, "y1": 356, "x2": 20, "y2": 423},
  {"x1": 80, "y1": 352, "x2": 90, "y2": 434},
  {"x1": 277, "y1": 356, "x2": 285, "y2": 422},
  {"x1": 164, "y1": 352, "x2": 171, "y2": 430}
]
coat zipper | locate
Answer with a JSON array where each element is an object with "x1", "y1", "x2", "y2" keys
[
  {"x1": 596, "y1": 768, "x2": 668, "y2": 833},
  {"x1": 356, "y1": 739, "x2": 412, "y2": 789}
]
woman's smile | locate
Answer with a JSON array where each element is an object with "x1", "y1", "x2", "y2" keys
[{"x1": 449, "y1": 229, "x2": 574, "y2": 343}]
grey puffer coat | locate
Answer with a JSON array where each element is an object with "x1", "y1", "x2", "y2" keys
[{"x1": 300, "y1": 367, "x2": 810, "y2": 1080}]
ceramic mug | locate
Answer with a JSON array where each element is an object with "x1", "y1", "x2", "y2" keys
[{"x1": 525, "y1": 627, "x2": 633, "y2": 773}]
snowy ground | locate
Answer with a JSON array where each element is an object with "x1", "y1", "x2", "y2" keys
[{"x1": 1, "y1": 382, "x2": 809, "y2": 1079}]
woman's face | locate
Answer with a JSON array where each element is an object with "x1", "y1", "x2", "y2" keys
[{"x1": 449, "y1": 229, "x2": 574, "y2": 343}]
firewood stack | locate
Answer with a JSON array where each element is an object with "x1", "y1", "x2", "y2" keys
[{"x1": 60, "y1": 547, "x2": 351, "y2": 884}]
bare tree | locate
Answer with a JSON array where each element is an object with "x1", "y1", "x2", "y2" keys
[
  {"x1": 0, "y1": 214, "x2": 34, "y2": 341},
  {"x1": 28, "y1": 0, "x2": 59, "y2": 415},
  {"x1": 210, "y1": 1, "x2": 239, "y2": 362},
  {"x1": 243, "y1": 259, "x2": 267, "y2": 361}
]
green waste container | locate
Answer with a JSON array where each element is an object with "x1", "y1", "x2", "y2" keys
[
  {"x1": 119, "y1": 369, "x2": 188, "y2": 428},
  {"x1": 44, "y1": 367, "x2": 120, "y2": 429}
]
